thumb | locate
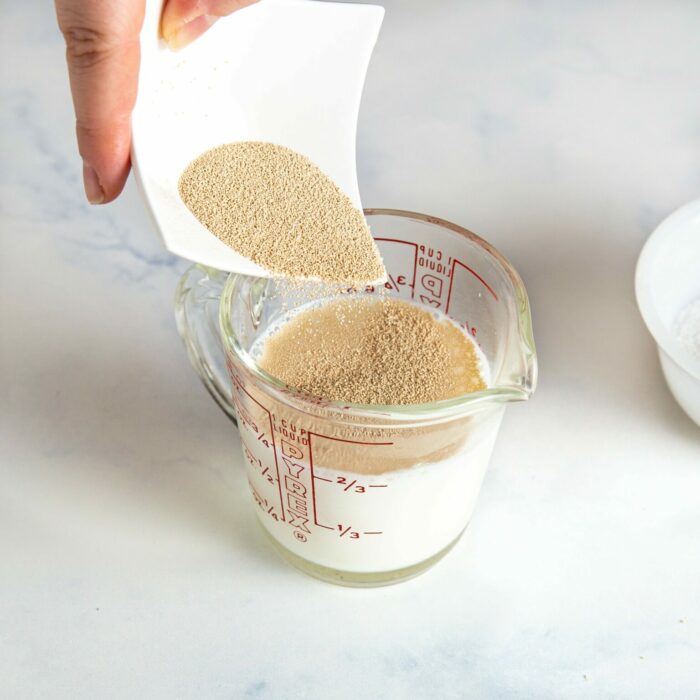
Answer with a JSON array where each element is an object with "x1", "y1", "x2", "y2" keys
[
  {"x1": 161, "y1": 0, "x2": 258, "y2": 50},
  {"x1": 56, "y1": 1, "x2": 145, "y2": 204}
]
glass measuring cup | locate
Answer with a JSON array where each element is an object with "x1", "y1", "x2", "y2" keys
[{"x1": 176, "y1": 210, "x2": 537, "y2": 586}]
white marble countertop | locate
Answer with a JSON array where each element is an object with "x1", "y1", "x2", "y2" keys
[{"x1": 2, "y1": 1, "x2": 699, "y2": 698}]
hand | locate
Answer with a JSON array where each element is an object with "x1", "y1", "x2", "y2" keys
[{"x1": 55, "y1": 0, "x2": 257, "y2": 204}]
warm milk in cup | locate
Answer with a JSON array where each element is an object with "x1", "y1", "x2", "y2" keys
[{"x1": 176, "y1": 210, "x2": 537, "y2": 586}]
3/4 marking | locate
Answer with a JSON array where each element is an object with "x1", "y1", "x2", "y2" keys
[{"x1": 373, "y1": 237, "x2": 418, "y2": 300}]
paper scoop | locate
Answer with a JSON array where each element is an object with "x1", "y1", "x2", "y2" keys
[{"x1": 131, "y1": 0, "x2": 384, "y2": 277}]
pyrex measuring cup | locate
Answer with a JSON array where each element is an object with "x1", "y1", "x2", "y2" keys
[{"x1": 176, "y1": 210, "x2": 537, "y2": 586}]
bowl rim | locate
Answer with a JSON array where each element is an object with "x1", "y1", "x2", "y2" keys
[{"x1": 635, "y1": 198, "x2": 700, "y2": 381}]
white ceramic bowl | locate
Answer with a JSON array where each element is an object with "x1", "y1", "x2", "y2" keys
[{"x1": 636, "y1": 199, "x2": 700, "y2": 426}]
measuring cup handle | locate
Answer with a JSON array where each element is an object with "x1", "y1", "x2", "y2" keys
[{"x1": 175, "y1": 264, "x2": 237, "y2": 424}]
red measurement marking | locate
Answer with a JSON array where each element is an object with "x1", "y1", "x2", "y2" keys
[
  {"x1": 374, "y1": 237, "x2": 418, "y2": 300},
  {"x1": 368, "y1": 484, "x2": 387, "y2": 488},
  {"x1": 313, "y1": 475, "x2": 333, "y2": 483},
  {"x1": 308, "y1": 432, "x2": 394, "y2": 530},
  {"x1": 307, "y1": 436, "x2": 330, "y2": 529},
  {"x1": 343, "y1": 479, "x2": 357, "y2": 492},
  {"x1": 234, "y1": 376, "x2": 285, "y2": 522},
  {"x1": 241, "y1": 442, "x2": 261, "y2": 468},
  {"x1": 339, "y1": 525, "x2": 352, "y2": 538},
  {"x1": 385, "y1": 273, "x2": 401, "y2": 293},
  {"x1": 309, "y1": 434, "x2": 394, "y2": 446},
  {"x1": 363, "y1": 532, "x2": 383, "y2": 535},
  {"x1": 445, "y1": 258, "x2": 498, "y2": 320}
]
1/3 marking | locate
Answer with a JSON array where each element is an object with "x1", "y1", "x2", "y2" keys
[{"x1": 337, "y1": 524, "x2": 383, "y2": 539}]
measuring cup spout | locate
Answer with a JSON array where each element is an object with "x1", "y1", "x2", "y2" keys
[
  {"x1": 472, "y1": 258, "x2": 537, "y2": 408},
  {"x1": 495, "y1": 284, "x2": 538, "y2": 404}
]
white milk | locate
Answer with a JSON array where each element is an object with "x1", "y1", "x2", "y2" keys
[{"x1": 237, "y1": 300, "x2": 498, "y2": 574}]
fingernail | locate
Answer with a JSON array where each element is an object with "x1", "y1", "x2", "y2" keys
[
  {"x1": 83, "y1": 163, "x2": 104, "y2": 205},
  {"x1": 163, "y1": 15, "x2": 218, "y2": 50}
]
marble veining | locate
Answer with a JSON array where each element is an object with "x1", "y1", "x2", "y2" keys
[{"x1": 1, "y1": 1, "x2": 699, "y2": 699}]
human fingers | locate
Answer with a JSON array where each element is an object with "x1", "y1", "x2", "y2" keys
[
  {"x1": 161, "y1": 0, "x2": 258, "y2": 50},
  {"x1": 55, "y1": 0, "x2": 146, "y2": 203}
]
